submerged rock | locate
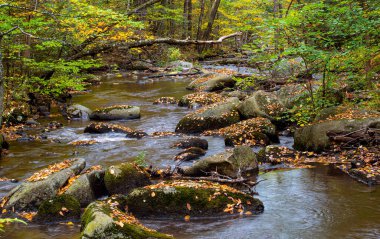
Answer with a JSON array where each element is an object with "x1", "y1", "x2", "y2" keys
[
  {"x1": 36, "y1": 194, "x2": 81, "y2": 221},
  {"x1": 187, "y1": 74, "x2": 236, "y2": 92},
  {"x1": 203, "y1": 117, "x2": 278, "y2": 147},
  {"x1": 1, "y1": 158, "x2": 85, "y2": 211},
  {"x1": 81, "y1": 200, "x2": 172, "y2": 239},
  {"x1": 174, "y1": 147, "x2": 206, "y2": 161},
  {"x1": 294, "y1": 118, "x2": 380, "y2": 152},
  {"x1": 238, "y1": 90, "x2": 286, "y2": 122},
  {"x1": 125, "y1": 180, "x2": 264, "y2": 218},
  {"x1": 84, "y1": 122, "x2": 147, "y2": 138},
  {"x1": 89, "y1": 105, "x2": 140, "y2": 120},
  {"x1": 178, "y1": 92, "x2": 226, "y2": 108},
  {"x1": 104, "y1": 163, "x2": 151, "y2": 195},
  {"x1": 175, "y1": 97, "x2": 241, "y2": 134},
  {"x1": 173, "y1": 137, "x2": 208, "y2": 150},
  {"x1": 183, "y1": 146, "x2": 258, "y2": 178},
  {"x1": 153, "y1": 97, "x2": 178, "y2": 105},
  {"x1": 67, "y1": 104, "x2": 92, "y2": 120}
]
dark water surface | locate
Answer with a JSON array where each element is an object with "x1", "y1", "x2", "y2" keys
[{"x1": 0, "y1": 74, "x2": 379, "y2": 239}]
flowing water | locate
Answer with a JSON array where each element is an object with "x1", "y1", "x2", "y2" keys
[{"x1": 0, "y1": 73, "x2": 379, "y2": 239}]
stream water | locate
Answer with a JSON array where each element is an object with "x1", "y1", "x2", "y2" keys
[{"x1": 0, "y1": 73, "x2": 379, "y2": 239}]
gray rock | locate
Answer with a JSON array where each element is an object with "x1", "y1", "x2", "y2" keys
[
  {"x1": 187, "y1": 74, "x2": 236, "y2": 92},
  {"x1": 3, "y1": 158, "x2": 85, "y2": 211},
  {"x1": 183, "y1": 146, "x2": 258, "y2": 178},
  {"x1": 67, "y1": 104, "x2": 92, "y2": 120},
  {"x1": 167, "y1": 60, "x2": 193, "y2": 71},
  {"x1": 173, "y1": 137, "x2": 208, "y2": 150},
  {"x1": 175, "y1": 97, "x2": 241, "y2": 133},
  {"x1": 89, "y1": 105, "x2": 140, "y2": 120}
]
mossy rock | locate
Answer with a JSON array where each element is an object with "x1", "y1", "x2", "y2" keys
[
  {"x1": 84, "y1": 122, "x2": 147, "y2": 138},
  {"x1": 186, "y1": 74, "x2": 236, "y2": 92},
  {"x1": 37, "y1": 194, "x2": 81, "y2": 221},
  {"x1": 89, "y1": 105, "x2": 140, "y2": 120},
  {"x1": 183, "y1": 146, "x2": 258, "y2": 178},
  {"x1": 178, "y1": 92, "x2": 226, "y2": 108},
  {"x1": 175, "y1": 97, "x2": 241, "y2": 134},
  {"x1": 81, "y1": 200, "x2": 173, "y2": 239},
  {"x1": 67, "y1": 104, "x2": 92, "y2": 120},
  {"x1": 275, "y1": 84, "x2": 311, "y2": 109},
  {"x1": 238, "y1": 90, "x2": 286, "y2": 122},
  {"x1": 104, "y1": 163, "x2": 151, "y2": 195},
  {"x1": 294, "y1": 118, "x2": 380, "y2": 152},
  {"x1": 153, "y1": 97, "x2": 178, "y2": 105},
  {"x1": 125, "y1": 180, "x2": 264, "y2": 218}
]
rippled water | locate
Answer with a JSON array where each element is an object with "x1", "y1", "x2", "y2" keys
[{"x1": 0, "y1": 73, "x2": 379, "y2": 239}]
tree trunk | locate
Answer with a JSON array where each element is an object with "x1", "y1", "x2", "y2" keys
[
  {"x1": 196, "y1": 0, "x2": 205, "y2": 40},
  {"x1": 0, "y1": 50, "x2": 4, "y2": 128},
  {"x1": 202, "y1": 0, "x2": 221, "y2": 40}
]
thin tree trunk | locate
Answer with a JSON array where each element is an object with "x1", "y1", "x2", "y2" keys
[
  {"x1": 202, "y1": 0, "x2": 221, "y2": 40},
  {"x1": 0, "y1": 50, "x2": 4, "y2": 128},
  {"x1": 187, "y1": 0, "x2": 192, "y2": 37},
  {"x1": 196, "y1": 0, "x2": 205, "y2": 40}
]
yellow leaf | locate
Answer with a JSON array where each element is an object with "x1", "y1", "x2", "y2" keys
[{"x1": 184, "y1": 215, "x2": 190, "y2": 222}]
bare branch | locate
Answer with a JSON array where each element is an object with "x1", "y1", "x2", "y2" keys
[{"x1": 126, "y1": 0, "x2": 161, "y2": 16}]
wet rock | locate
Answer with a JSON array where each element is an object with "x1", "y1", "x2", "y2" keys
[
  {"x1": 89, "y1": 105, "x2": 140, "y2": 120},
  {"x1": 294, "y1": 118, "x2": 380, "y2": 152},
  {"x1": 63, "y1": 166, "x2": 107, "y2": 207},
  {"x1": 175, "y1": 97, "x2": 241, "y2": 134},
  {"x1": 166, "y1": 60, "x2": 193, "y2": 71},
  {"x1": 178, "y1": 92, "x2": 226, "y2": 108},
  {"x1": 125, "y1": 180, "x2": 264, "y2": 218},
  {"x1": 67, "y1": 104, "x2": 93, "y2": 120},
  {"x1": 36, "y1": 195, "x2": 81, "y2": 221},
  {"x1": 153, "y1": 97, "x2": 178, "y2": 105},
  {"x1": 104, "y1": 163, "x2": 151, "y2": 195},
  {"x1": 203, "y1": 117, "x2": 278, "y2": 147},
  {"x1": 128, "y1": 60, "x2": 154, "y2": 70},
  {"x1": 81, "y1": 200, "x2": 172, "y2": 239},
  {"x1": 25, "y1": 119, "x2": 40, "y2": 126},
  {"x1": 183, "y1": 146, "x2": 258, "y2": 178},
  {"x1": 238, "y1": 90, "x2": 286, "y2": 122},
  {"x1": 84, "y1": 122, "x2": 147, "y2": 138},
  {"x1": 174, "y1": 147, "x2": 206, "y2": 161},
  {"x1": 187, "y1": 74, "x2": 236, "y2": 92},
  {"x1": 48, "y1": 121, "x2": 63, "y2": 129},
  {"x1": 2, "y1": 158, "x2": 86, "y2": 211},
  {"x1": 173, "y1": 137, "x2": 208, "y2": 150},
  {"x1": 257, "y1": 145, "x2": 295, "y2": 164},
  {"x1": 5, "y1": 108, "x2": 28, "y2": 124}
]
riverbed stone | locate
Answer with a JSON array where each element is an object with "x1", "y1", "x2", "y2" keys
[
  {"x1": 81, "y1": 200, "x2": 172, "y2": 239},
  {"x1": 67, "y1": 104, "x2": 92, "y2": 120},
  {"x1": 125, "y1": 180, "x2": 264, "y2": 218},
  {"x1": 178, "y1": 92, "x2": 226, "y2": 108},
  {"x1": 84, "y1": 122, "x2": 147, "y2": 138},
  {"x1": 89, "y1": 105, "x2": 140, "y2": 120},
  {"x1": 257, "y1": 145, "x2": 295, "y2": 164},
  {"x1": 36, "y1": 194, "x2": 81, "y2": 221},
  {"x1": 294, "y1": 118, "x2": 380, "y2": 152},
  {"x1": 174, "y1": 147, "x2": 206, "y2": 161},
  {"x1": 153, "y1": 97, "x2": 178, "y2": 105},
  {"x1": 182, "y1": 146, "x2": 258, "y2": 178},
  {"x1": 187, "y1": 74, "x2": 236, "y2": 92},
  {"x1": 104, "y1": 163, "x2": 151, "y2": 195},
  {"x1": 2, "y1": 158, "x2": 86, "y2": 211},
  {"x1": 238, "y1": 90, "x2": 286, "y2": 122},
  {"x1": 173, "y1": 137, "x2": 208, "y2": 150},
  {"x1": 175, "y1": 97, "x2": 241, "y2": 133}
]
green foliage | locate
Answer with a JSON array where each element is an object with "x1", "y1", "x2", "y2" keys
[
  {"x1": 167, "y1": 47, "x2": 183, "y2": 62},
  {"x1": 234, "y1": 76, "x2": 256, "y2": 91},
  {"x1": 134, "y1": 151, "x2": 148, "y2": 167},
  {"x1": 0, "y1": 218, "x2": 26, "y2": 232}
]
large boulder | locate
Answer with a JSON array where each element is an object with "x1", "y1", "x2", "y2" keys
[
  {"x1": 271, "y1": 57, "x2": 306, "y2": 79},
  {"x1": 104, "y1": 163, "x2": 151, "y2": 195},
  {"x1": 89, "y1": 105, "x2": 140, "y2": 120},
  {"x1": 125, "y1": 180, "x2": 264, "y2": 218},
  {"x1": 203, "y1": 117, "x2": 278, "y2": 147},
  {"x1": 84, "y1": 122, "x2": 147, "y2": 138},
  {"x1": 1, "y1": 158, "x2": 85, "y2": 211},
  {"x1": 182, "y1": 146, "x2": 258, "y2": 178},
  {"x1": 238, "y1": 90, "x2": 286, "y2": 121},
  {"x1": 175, "y1": 97, "x2": 241, "y2": 134},
  {"x1": 67, "y1": 104, "x2": 92, "y2": 120},
  {"x1": 294, "y1": 118, "x2": 380, "y2": 152},
  {"x1": 81, "y1": 200, "x2": 172, "y2": 239},
  {"x1": 62, "y1": 166, "x2": 107, "y2": 207},
  {"x1": 178, "y1": 92, "x2": 226, "y2": 109},
  {"x1": 36, "y1": 194, "x2": 81, "y2": 221},
  {"x1": 276, "y1": 84, "x2": 308, "y2": 109},
  {"x1": 187, "y1": 74, "x2": 236, "y2": 92}
]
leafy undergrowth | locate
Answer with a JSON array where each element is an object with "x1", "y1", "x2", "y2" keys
[{"x1": 26, "y1": 159, "x2": 75, "y2": 182}]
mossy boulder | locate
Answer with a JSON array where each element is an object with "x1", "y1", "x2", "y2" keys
[
  {"x1": 173, "y1": 137, "x2": 208, "y2": 150},
  {"x1": 238, "y1": 90, "x2": 286, "y2": 122},
  {"x1": 64, "y1": 167, "x2": 107, "y2": 207},
  {"x1": 81, "y1": 200, "x2": 173, "y2": 239},
  {"x1": 2, "y1": 158, "x2": 86, "y2": 211},
  {"x1": 36, "y1": 194, "x2": 81, "y2": 221},
  {"x1": 67, "y1": 104, "x2": 92, "y2": 120},
  {"x1": 187, "y1": 74, "x2": 236, "y2": 92},
  {"x1": 178, "y1": 92, "x2": 226, "y2": 109},
  {"x1": 125, "y1": 180, "x2": 264, "y2": 218},
  {"x1": 84, "y1": 122, "x2": 147, "y2": 138},
  {"x1": 104, "y1": 163, "x2": 151, "y2": 195},
  {"x1": 183, "y1": 146, "x2": 258, "y2": 178},
  {"x1": 89, "y1": 105, "x2": 140, "y2": 120},
  {"x1": 175, "y1": 97, "x2": 241, "y2": 134},
  {"x1": 294, "y1": 118, "x2": 380, "y2": 152}
]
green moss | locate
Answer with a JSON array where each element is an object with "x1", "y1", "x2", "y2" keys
[{"x1": 37, "y1": 194, "x2": 81, "y2": 220}]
